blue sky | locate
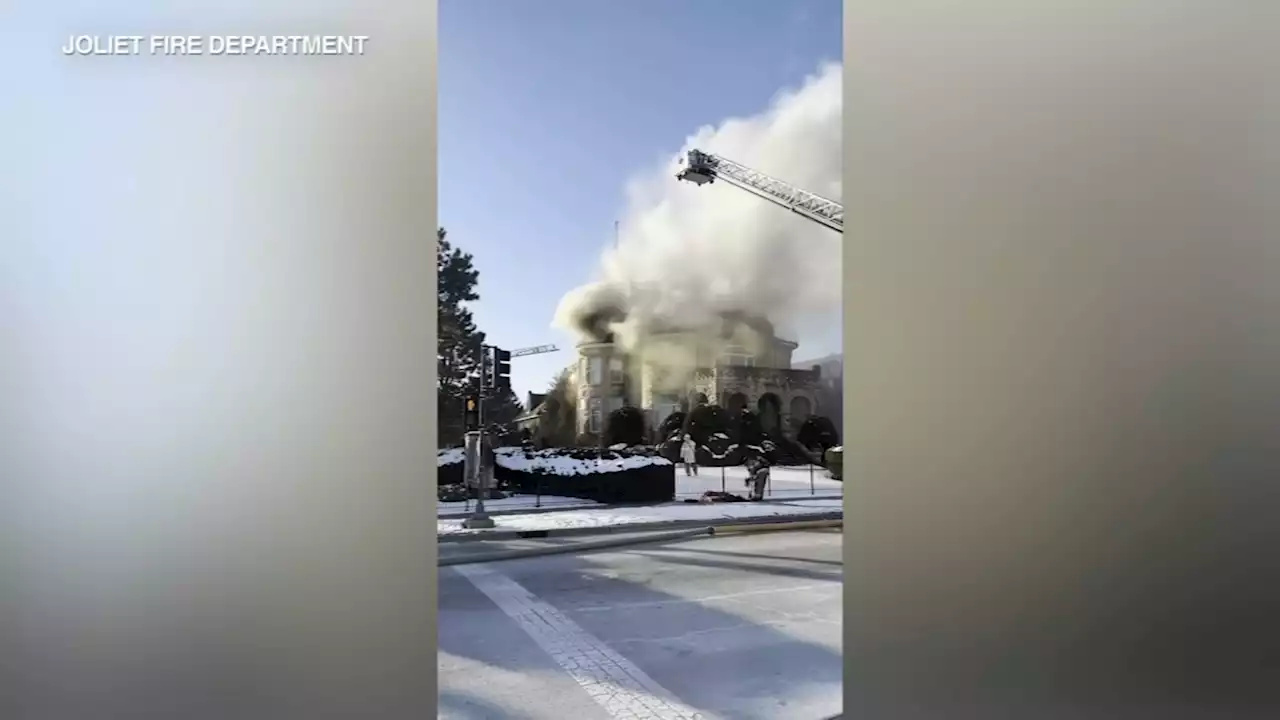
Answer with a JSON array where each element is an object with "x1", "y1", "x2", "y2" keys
[{"x1": 440, "y1": 0, "x2": 842, "y2": 402}]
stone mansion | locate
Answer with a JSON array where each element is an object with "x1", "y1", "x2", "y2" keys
[{"x1": 571, "y1": 321, "x2": 826, "y2": 439}]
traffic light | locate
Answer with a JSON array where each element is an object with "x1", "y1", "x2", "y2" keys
[
  {"x1": 481, "y1": 345, "x2": 511, "y2": 392},
  {"x1": 480, "y1": 348, "x2": 495, "y2": 390},
  {"x1": 493, "y1": 348, "x2": 511, "y2": 390},
  {"x1": 463, "y1": 394, "x2": 480, "y2": 430}
]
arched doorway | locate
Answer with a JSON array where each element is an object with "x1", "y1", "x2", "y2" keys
[
  {"x1": 788, "y1": 395, "x2": 813, "y2": 431},
  {"x1": 725, "y1": 392, "x2": 749, "y2": 414},
  {"x1": 757, "y1": 393, "x2": 782, "y2": 435}
]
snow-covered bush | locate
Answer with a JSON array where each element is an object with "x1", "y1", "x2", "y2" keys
[
  {"x1": 798, "y1": 415, "x2": 840, "y2": 453},
  {"x1": 605, "y1": 406, "x2": 646, "y2": 446},
  {"x1": 492, "y1": 445, "x2": 675, "y2": 504},
  {"x1": 493, "y1": 445, "x2": 670, "y2": 476},
  {"x1": 687, "y1": 404, "x2": 729, "y2": 444},
  {"x1": 657, "y1": 411, "x2": 686, "y2": 441},
  {"x1": 438, "y1": 447, "x2": 465, "y2": 486},
  {"x1": 825, "y1": 446, "x2": 844, "y2": 480}
]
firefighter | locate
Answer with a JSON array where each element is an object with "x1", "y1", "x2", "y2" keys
[{"x1": 745, "y1": 453, "x2": 770, "y2": 501}]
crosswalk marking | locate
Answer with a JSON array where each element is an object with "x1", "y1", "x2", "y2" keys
[{"x1": 453, "y1": 563, "x2": 710, "y2": 720}]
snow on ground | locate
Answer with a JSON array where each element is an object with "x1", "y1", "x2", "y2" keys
[
  {"x1": 493, "y1": 446, "x2": 671, "y2": 476},
  {"x1": 438, "y1": 447, "x2": 466, "y2": 466},
  {"x1": 438, "y1": 498, "x2": 842, "y2": 536},
  {"x1": 676, "y1": 464, "x2": 842, "y2": 498},
  {"x1": 438, "y1": 494, "x2": 601, "y2": 514},
  {"x1": 775, "y1": 498, "x2": 847, "y2": 508}
]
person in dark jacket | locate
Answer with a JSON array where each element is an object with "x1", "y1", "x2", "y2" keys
[{"x1": 745, "y1": 454, "x2": 770, "y2": 501}]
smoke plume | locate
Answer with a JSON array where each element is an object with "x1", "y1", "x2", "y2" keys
[{"x1": 553, "y1": 63, "x2": 842, "y2": 385}]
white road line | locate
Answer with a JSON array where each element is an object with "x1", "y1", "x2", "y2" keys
[{"x1": 453, "y1": 563, "x2": 711, "y2": 720}]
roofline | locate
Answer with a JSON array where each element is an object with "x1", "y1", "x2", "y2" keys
[{"x1": 516, "y1": 402, "x2": 548, "y2": 422}]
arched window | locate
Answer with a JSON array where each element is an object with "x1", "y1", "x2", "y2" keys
[{"x1": 789, "y1": 395, "x2": 813, "y2": 422}]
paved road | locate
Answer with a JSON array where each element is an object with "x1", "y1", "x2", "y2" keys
[{"x1": 439, "y1": 529, "x2": 843, "y2": 720}]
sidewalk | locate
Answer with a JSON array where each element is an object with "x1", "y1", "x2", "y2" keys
[
  {"x1": 439, "y1": 494, "x2": 601, "y2": 519},
  {"x1": 438, "y1": 492, "x2": 845, "y2": 520},
  {"x1": 438, "y1": 497, "x2": 843, "y2": 542}
]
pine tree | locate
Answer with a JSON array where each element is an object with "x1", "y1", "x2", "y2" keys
[
  {"x1": 483, "y1": 387, "x2": 525, "y2": 443},
  {"x1": 437, "y1": 227, "x2": 485, "y2": 446},
  {"x1": 539, "y1": 367, "x2": 579, "y2": 447}
]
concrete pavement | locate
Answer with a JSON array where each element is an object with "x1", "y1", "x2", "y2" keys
[
  {"x1": 438, "y1": 529, "x2": 844, "y2": 720},
  {"x1": 439, "y1": 499, "x2": 844, "y2": 543}
]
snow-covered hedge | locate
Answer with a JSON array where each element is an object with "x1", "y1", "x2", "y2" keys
[
  {"x1": 437, "y1": 447, "x2": 466, "y2": 486},
  {"x1": 494, "y1": 446, "x2": 670, "y2": 476},
  {"x1": 438, "y1": 447, "x2": 466, "y2": 466},
  {"x1": 437, "y1": 445, "x2": 676, "y2": 503},
  {"x1": 493, "y1": 446, "x2": 674, "y2": 504}
]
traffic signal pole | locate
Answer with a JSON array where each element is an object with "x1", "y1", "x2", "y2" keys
[
  {"x1": 463, "y1": 344, "x2": 495, "y2": 529},
  {"x1": 460, "y1": 344, "x2": 522, "y2": 530},
  {"x1": 461, "y1": 429, "x2": 493, "y2": 528}
]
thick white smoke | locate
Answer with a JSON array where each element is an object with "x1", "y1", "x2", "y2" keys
[{"x1": 553, "y1": 63, "x2": 842, "y2": 372}]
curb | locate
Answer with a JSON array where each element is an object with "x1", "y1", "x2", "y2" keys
[
  {"x1": 437, "y1": 493, "x2": 845, "y2": 521},
  {"x1": 438, "y1": 527, "x2": 715, "y2": 567},
  {"x1": 710, "y1": 518, "x2": 843, "y2": 535},
  {"x1": 437, "y1": 510, "x2": 843, "y2": 544},
  {"x1": 436, "y1": 501, "x2": 639, "y2": 520}
]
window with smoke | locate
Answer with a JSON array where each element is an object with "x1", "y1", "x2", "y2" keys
[
  {"x1": 720, "y1": 345, "x2": 756, "y2": 367},
  {"x1": 586, "y1": 357, "x2": 604, "y2": 386},
  {"x1": 587, "y1": 398, "x2": 603, "y2": 434}
]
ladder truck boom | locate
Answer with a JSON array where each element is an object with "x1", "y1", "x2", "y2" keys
[
  {"x1": 509, "y1": 344, "x2": 559, "y2": 358},
  {"x1": 675, "y1": 149, "x2": 843, "y2": 233}
]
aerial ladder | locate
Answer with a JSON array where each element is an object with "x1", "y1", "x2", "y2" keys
[
  {"x1": 509, "y1": 344, "x2": 559, "y2": 358},
  {"x1": 675, "y1": 149, "x2": 843, "y2": 234}
]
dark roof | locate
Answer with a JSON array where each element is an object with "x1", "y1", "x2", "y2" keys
[{"x1": 576, "y1": 312, "x2": 781, "y2": 343}]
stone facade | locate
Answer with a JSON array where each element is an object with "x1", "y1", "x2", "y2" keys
[
  {"x1": 572, "y1": 331, "x2": 824, "y2": 438},
  {"x1": 699, "y1": 365, "x2": 822, "y2": 435}
]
